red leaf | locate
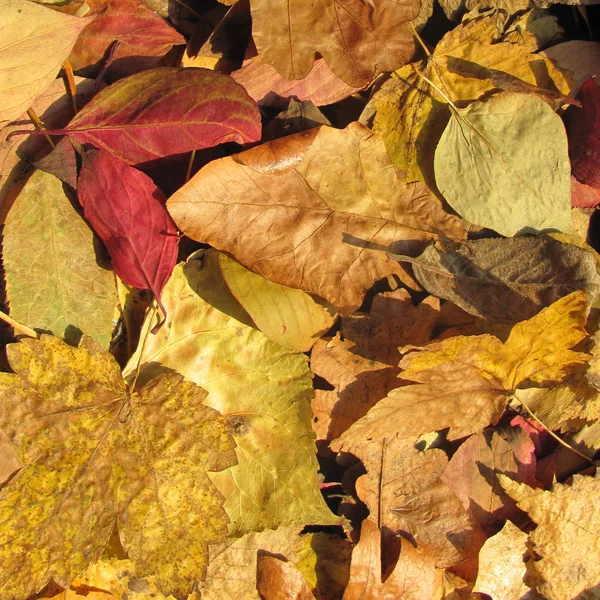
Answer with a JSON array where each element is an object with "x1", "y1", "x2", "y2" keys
[
  {"x1": 232, "y1": 56, "x2": 361, "y2": 107},
  {"x1": 68, "y1": 0, "x2": 185, "y2": 74},
  {"x1": 39, "y1": 67, "x2": 262, "y2": 165},
  {"x1": 568, "y1": 76, "x2": 600, "y2": 189},
  {"x1": 571, "y1": 174, "x2": 600, "y2": 208},
  {"x1": 77, "y1": 148, "x2": 178, "y2": 313}
]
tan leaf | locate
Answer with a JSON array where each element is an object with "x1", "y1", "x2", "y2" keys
[
  {"x1": 543, "y1": 41, "x2": 600, "y2": 96},
  {"x1": 249, "y1": 0, "x2": 419, "y2": 86},
  {"x1": 500, "y1": 473, "x2": 600, "y2": 600},
  {"x1": 342, "y1": 519, "x2": 441, "y2": 600},
  {"x1": 0, "y1": 0, "x2": 91, "y2": 126},
  {"x1": 167, "y1": 123, "x2": 465, "y2": 315},
  {"x1": 257, "y1": 556, "x2": 317, "y2": 600}
]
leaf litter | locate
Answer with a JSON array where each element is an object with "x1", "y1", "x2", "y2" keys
[{"x1": 2, "y1": 1, "x2": 600, "y2": 599}]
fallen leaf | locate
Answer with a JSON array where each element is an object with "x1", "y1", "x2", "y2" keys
[
  {"x1": 543, "y1": 40, "x2": 600, "y2": 96},
  {"x1": 68, "y1": 0, "x2": 185, "y2": 73},
  {"x1": 77, "y1": 148, "x2": 178, "y2": 315},
  {"x1": 41, "y1": 67, "x2": 262, "y2": 165},
  {"x1": 365, "y1": 12, "x2": 569, "y2": 184},
  {"x1": 219, "y1": 253, "x2": 336, "y2": 352},
  {"x1": 355, "y1": 438, "x2": 477, "y2": 568},
  {"x1": 0, "y1": 0, "x2": 91, "y2": 126},
  {"x1": 33, "y1": 137, "x2": 78, "y2": 189},
  {"x1": 390, "y1": 236, "x2": 600, "y2": 323},
  {"x1": 572, "y1": 176, "x2": 600, "y2": 208},
  {"x1": 3, "y1": 169, "x2": 116, "y2": 347},
  {"x1": 472, "y1": 521, "x2": 535, "y2": 600},
  {"x1": 500, "y1": 473, "x2": 600, "y2": 600},
  {"x1": 0, "y1": 335, "x2": 237, "y2": 598},
  {"x1": 441, "y1": 429, "x2": 537, "y2": 527},
  {"x1": 311, "y1": 290, "x2": 439, "y2": 442},
  {"x1": 341, "y1": 519, "x2": 441, "y2": 600},
  {"x1": 333, "y1": 292, "x2": 590, "y2": 450},
  {"x1": 167, "y1": 122, "x2": 465, "y2": 315},
  {"x1": 0, "y1": 429, "x2": 22, "y2": 486},
  {"x1": 434, "y1": 92, "x2": 572, "y2": 236},
  {"x1": 568, "y1": 77, "x2": 600, "y2": 189},
  {"x1": 257, "y1": 556, "x2": 316, "y2": 600},
  {"x1": 123, "y1": 250, "x2": 337, "y2": 535},
  {"x1": 232, "y1": 56, "x2": 360, "y2": 107},
  {"x1": 249, "y1": 0, "x2": 419, "y2": 87}
]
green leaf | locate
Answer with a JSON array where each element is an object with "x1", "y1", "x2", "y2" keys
[
  {"x1": 3, "y1": 170, "x2": 117, "y2": 347},
  {"x1": 434, "y1": 92, "x2": 572, "y2": 236},
  {"x1": 124, "y1": 250, "x2": 338, "y2": 534}
]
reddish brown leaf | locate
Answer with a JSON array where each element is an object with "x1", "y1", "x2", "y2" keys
[
  {"x1": 37, "y1": 67, "x2": 262, "y2": 165},
  {"x1": 256, "y1": 556, "x2": 317, "y2": 600},
  {"x1": 572, "y1": 174, "x2": 600, "y2": 208},
  {"x1": 568, "y1": 77, "x2": 600, "y2": 189},
  {"x1": 77, "y1": 148, "x2": 178, "y2": 312},
  {"x1": 232, "y1": 56, "x2": 360, "y2": 107},
  {"x1": 68, "y1": 0, "x2": 185, "y2": 74}
]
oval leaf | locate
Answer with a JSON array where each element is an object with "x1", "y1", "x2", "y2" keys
[{"x1": 49, "y1": 67, "x2": 261, "y2": 164}]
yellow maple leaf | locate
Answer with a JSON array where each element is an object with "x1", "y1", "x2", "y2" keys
[{"x1": 0, "y1": 335, "x2": 237, "y2": 599}]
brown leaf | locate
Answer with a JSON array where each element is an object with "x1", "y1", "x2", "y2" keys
[
  {"x1": 249, "y1": 0, "x2": 419, "y2": 86},
  {"x1": 257, "y1": 556, "x2": 317, "y2": 600},
  {"x1": 355, "y1": 438, "x2": 479, "y2": 569},
  {"x1": 342, "y1": 519, "x2": 441, "y2": 600},
  {"x1": 167, "y1": 123, "x2": 465, "y2": 315}
]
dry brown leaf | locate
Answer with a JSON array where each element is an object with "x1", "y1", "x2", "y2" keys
[
  {"x1": 257, "y1": 556, "x2": 317, "y2": 600},
  {"x1": 167, "y1": 123, "x2": 465, "y2": 315},
  {"x1": 249, "y1": 0, "x2": 419, "y2": 86},
  {"x1": 342, "y1": 519, "x2": 441, "y2": 600},
  {"x1": 355, "y1": 438, "x2": 478, "y2": 569},
  {"x1": 543, "y1": 41, "x2": 600, "y2": 96},
  {"x1": 501, "y1": 473, "x2": 600, "y2": 600}
]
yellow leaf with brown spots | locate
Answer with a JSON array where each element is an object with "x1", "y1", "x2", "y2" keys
[{"x1": 0, "y1": 335, "x2": 236, "y2": 599}]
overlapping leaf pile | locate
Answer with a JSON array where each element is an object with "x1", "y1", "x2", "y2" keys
[{"x1": 2, "y1": 0, "x2": 600, "y2": 598}]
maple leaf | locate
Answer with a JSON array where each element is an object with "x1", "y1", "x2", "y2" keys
[
  {"x1": 123, "y1": 250, "x2": 338, "y2": 534},
  {"x1": 34, "y1": 67, "x2": 262, "y2": 165},
  {"x1": 332, "y1": 292, "x2": 590, "y2": 451},
  {"x1": 0, "y1": 335, "x2": 237, "y2": 599},
  {"x1": 500, "y1": 473, "x2": 600, "y2": 599},
  {"x1": 167, "y1": 122, "x2": 465, "y2": 315},
  {"x1": 77, "y1": 148, "x2": 178, "y2": 317},
  {"x1": 0, "y1": 0, "x2": 92, "y2": 126},
  {"x1": 67, "y1": 0, "x2": 185, "y2": 74},
  {"x1": 249, "y1": 0, "x2": 419, "y2": 86},
  {"x1": 3, "y1": 169, "x2": 117, "y2": 347}
]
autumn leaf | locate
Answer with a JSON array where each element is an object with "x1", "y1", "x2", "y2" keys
[
  {"x1": 434, "y1": 92, "x2": 573, "y2": 236},
  {"x1": 341, "y1": 519, "x2": 441, "y2": 600},
  {"x1": 0, "y1": 0, "x2": 91, "y2": 126},
  {"x1": 3, "y1": 169, "x2": 117, "y2": 347},
  {"x1": 568, "y1": 77, "x2": 600, "y2": 189},
  {"x1": 500, "y1": 473, "x2": 600, "y2": 600},
  {"x1": 390, "y1": 236, "x2": 600, "y2": 323},
  {"x1": 0, "y1": 335, "x2": 237, "y2": 599},
  {"x1": 123, "y1": 250, "x2": 338, "y2": 534},
  {"x1": 333, "y1": 292, "x2": 590, "y2": 450},
  {"x1": 167, "y1": 122, "x2": 465, "y2": 315},
  {"x1": 232, "y1": 56, "x2": 360, "y2": 107},
  {"x1": 543, "y1": 40, "x2": 600, "y2": 96},
  {"x1": 68, "y1": 0, "x2": 185, "y2": 73},
  {"x1": 249, "y1": 0, "x2": 419, "y2": 87},
  {"x1": 77, "y1": 148, "x2": 178, "y2": 315},
  {"x1": 36, "y1": 67, "x2": 261, "y2": 165},
  {"x1": 219, "y1": 253, "x2": 336, "y2": 352},
  {"x1": 257, "y1": 556, "x2": 317, "y2": 600},
  {"x1": 572, "y1": 175, "x2": 600, "y2": 208}
]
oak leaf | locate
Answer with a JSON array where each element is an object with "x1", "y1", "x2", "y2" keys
[
  {"x1": 501, "y1": 473, "x2": 600, "y2": 600},
  {"x1": 249, "y1": 0, "x2": 419, "y2": 87},
  {"x1": 77, "y1": 148, "x2": 178, "y2": 316},
  {"x1": 390, "y1": 236, "x2": 600, "y2": 324},
  {"x1": 434, "y1": 92, "x2": 572, "y2": 237},
  {"x1": 40, "y1": 67, "x2": 262, "y2": 165},
  {"x1": 123, "y1": 251, "x2": 337, "y2": 535},
  {"x1": 333, "y1": 292, "x2": 590, "y2": 451},
  {"x1": 0, "y1": 0, "x2": 91, "y2": 126},
  {"x1": 0, "y1": 335, "x2": 237, "y2": 599},
  {"x1": 3, "y1": 169, "x2": 117, "y2": 347},
  {"x1": 167, "y1": 122, "x2": 465, "y2": 315}
]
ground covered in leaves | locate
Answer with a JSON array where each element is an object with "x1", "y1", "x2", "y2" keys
[{"x1": 1, "y1": 0, "x2": 600, "y2": 598}]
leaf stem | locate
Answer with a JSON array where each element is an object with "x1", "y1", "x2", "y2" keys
[
  {"x1": 412, "y1": 67, "x2": 458, "y2": 110},
  {"x1": 62, "y1": 59, "x2": 78, "y2": 114},
  {"x1": 512, "y1": 391, "x2": 596, "y2": 465},
  {"x1": 409, "y1": 22, "x2": 431, "y2": 57},
  {"x1": 0, "y1": 310, "x2": 40, "y2": 339},
  {"x1": 26, "y1": 108, "x2": 55, "y2": 149},
  {"x1": 185, "y1": 149, "x2": 196, "y2": 183}
]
